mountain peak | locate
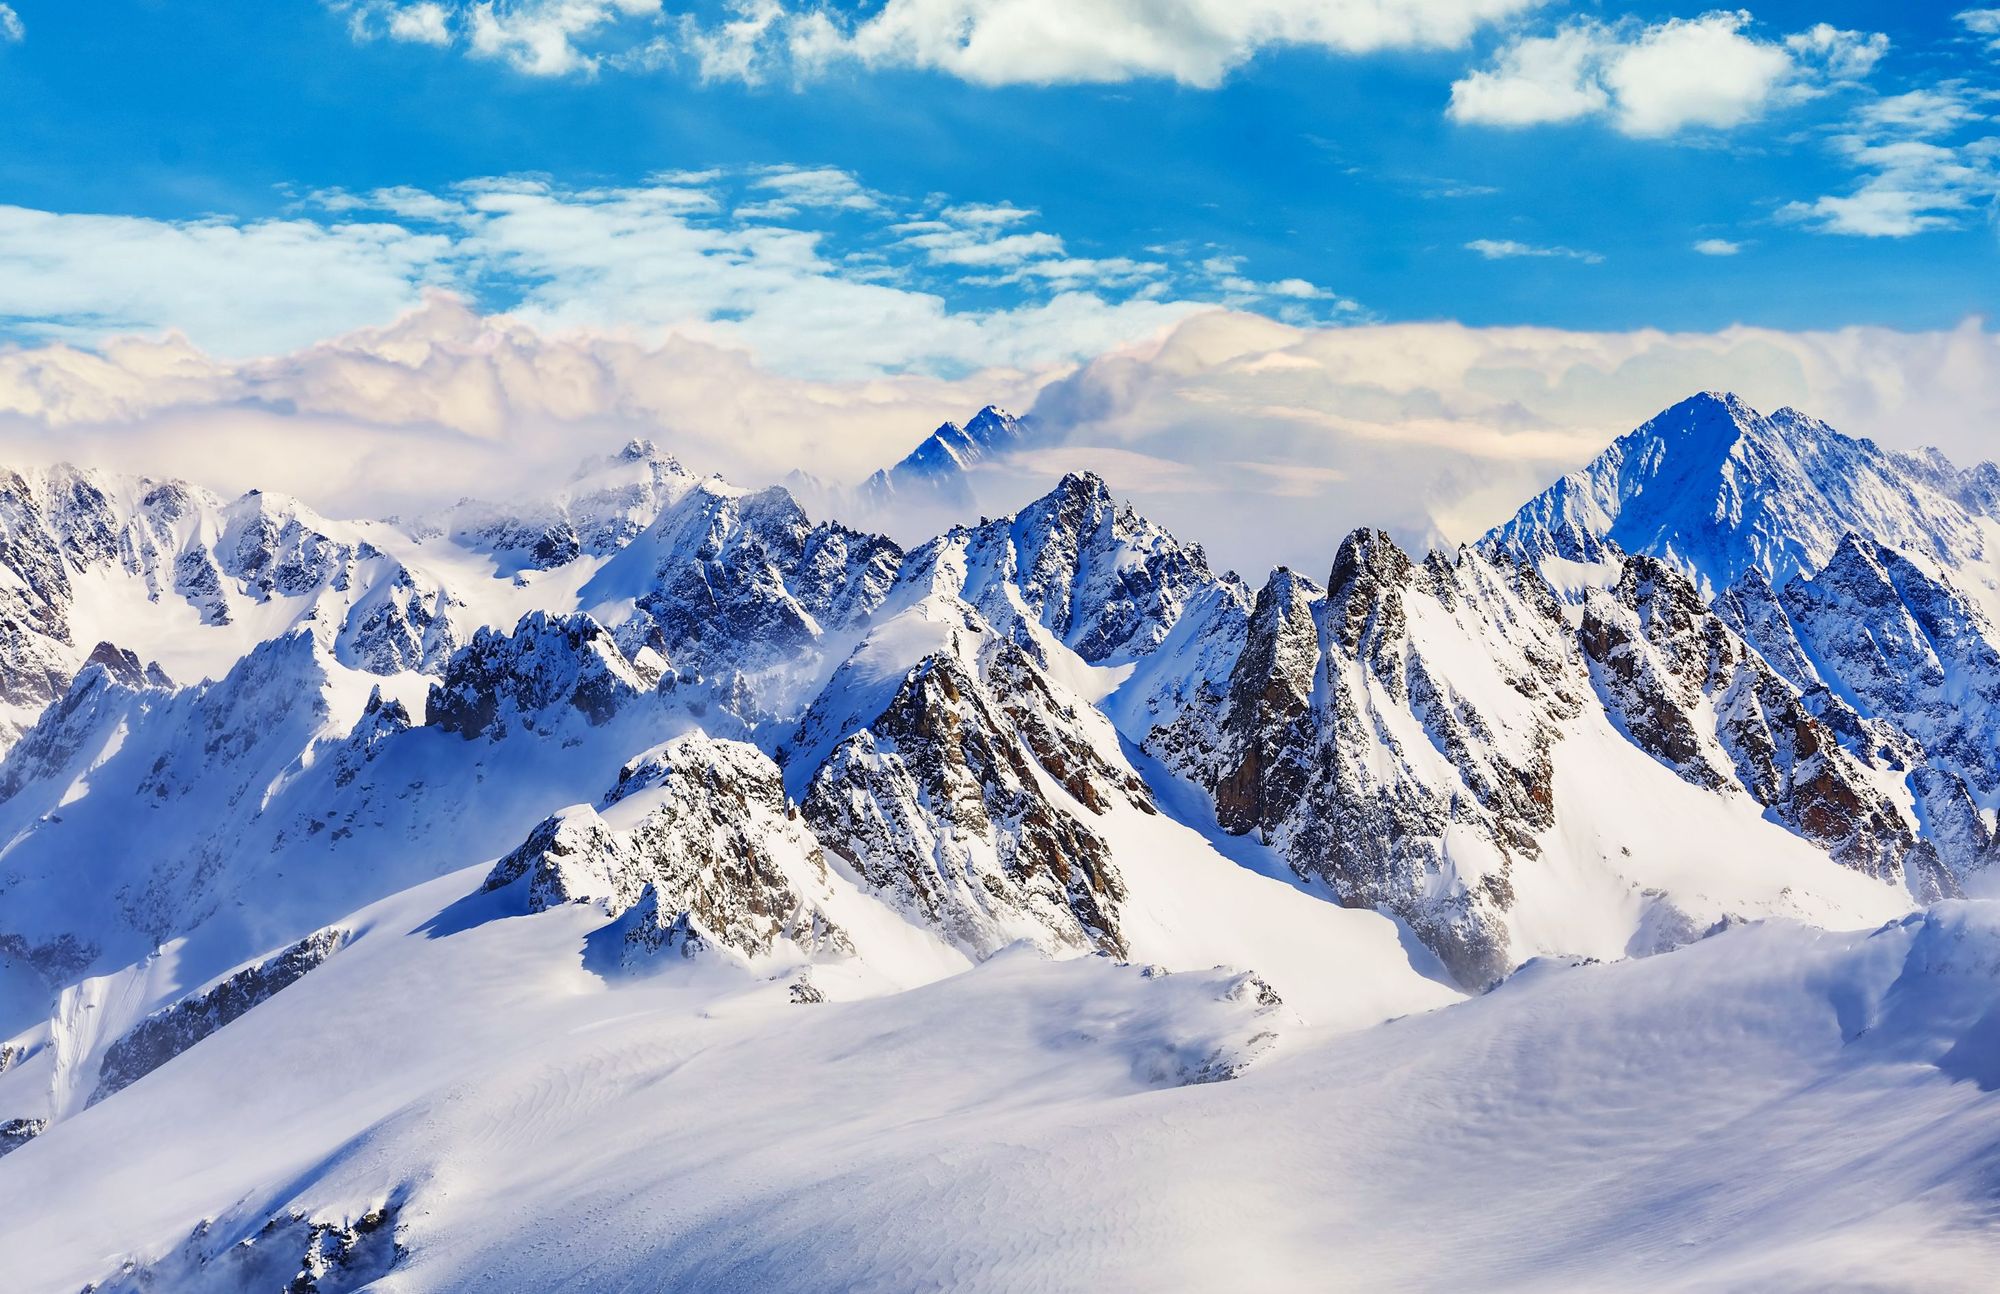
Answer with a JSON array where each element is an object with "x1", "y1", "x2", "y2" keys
[
  {"x1": 863, "y1": 404, "x2": 1034, "y2": 506},
  {"x1": 1050, "y1": 469, "x2": 1111, "y2": 503},
  {"x1": 1488, "y1": 393, "x2": 1996, "y2": 595}
]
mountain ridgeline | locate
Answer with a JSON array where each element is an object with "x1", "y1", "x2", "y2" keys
[{"x1": 1, "y1": 391, "x2": 1998, "y2": 1139}]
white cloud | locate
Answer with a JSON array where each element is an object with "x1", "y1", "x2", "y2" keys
[
  {"x1": 683, "y1": 0, "x2": 785, "y2": 81},
  {"x1": 388, "y1": 2, "x2": 453, "y2": 45},
  {"x1": 339, "y1": 0, "x2": 1544, "y2": 87},
  {"x1": 1606, "y1": 13, "x2": 1796, "y2": 136},
  {"x1": 4, "y1": 171, "x2": 1346, "y2": 378},
  {"x1": 1693, "y1": 238, "x2": 1741, "y2": 255},
  {"x1": 0, "y1": 4, "x2": 21, "y2": 43},
  {"x1": 3, "y1": 304, "x2": 1997, "y2": 578},
  {"x1": 1782, "y1": 23, "x2": 1888, "y2": 81},
  {"x1": 1446, "y1": 26, "x2": 1609, "y2": 127},
  {"x1": 0, "y1": 294, "x2": 1035, "y2": 504},
  {"x1": 340, "y1": 0, "x2": 664, "y2": 75},
  {"x1": 0, "y1": 205, "x2": 455, "y2": 356},
  {"x1": 1450, "y1": 12, "x2": 1886, "y2": 138},
  {"x1": 467, "y1": 0, "x2": 663, "y2": 76},
  {"x1": 1781, "y1": 86, "x2": 2000, "y2": 237},
  {"x1": 910, "y1": 230, "x2": 1067, "y2": 267},
  {"x1": 1858, "y1": 88, "x2": 1985, "y2": 135},
  {"x1": 1958, "y1": 9, "x2": 2000, "y2": 47},
  {"x1": 791, "y1": 0, "x2": 1548, "y2": 87},
  {"x1": 943, "y1": 203, "x2": 1036, "y2": 226},
  {"x1": 743, "y1": 165, "x2": 882, "y2": 215},
  {"x1": 1465, "y1": 238, "x2": 1603, "y2": 264},
  {"x1": 1017, "y1": 311, "x2": 2000, "y2": 570}
]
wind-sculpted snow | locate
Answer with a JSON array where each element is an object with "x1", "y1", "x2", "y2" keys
[
  {"x1": 5, "y1": 884, "x2": 1999, "y2": 1291},
  {"x1": 90, "y1": 927, "x2": 348, "y2": 1106}
]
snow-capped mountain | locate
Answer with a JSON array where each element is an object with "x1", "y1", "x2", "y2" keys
[
  {"x1": 860, "y1": 404, "x2": 1033, "y2": 507},
  {"x1": 1489, "y1": 391, "x2": 2000, "y2": 600},
  {"x1": 3, "y1": 392, "x2": 2000, "y2": 1290}
]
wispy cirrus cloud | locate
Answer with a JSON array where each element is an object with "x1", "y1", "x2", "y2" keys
[
  {"x1": 1781, "y1": 85, "x2": 2000, "y2": 237},
  {"x1": 0, "y1": 4, "x2": 23, "y2": 43},
  {"x1": 0, "y1": 168, "x2": 1355, "y2": 378},
  {"x1": 1465, "y1": 238, "x2": 1603, "y2": 264}
]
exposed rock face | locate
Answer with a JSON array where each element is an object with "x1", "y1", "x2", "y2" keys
[
  {"x1": 82, "y1": 1200, "x2": 403, "y2": 1294},
  {"x1": 1210, "y1": 568, "x2": 1325, "y2": 838},
  {"x1": 7, "y1": 399, "x2": 2000, "y2": 1031},
  {"x1": 1780, "y1": 539, "x2": 2000, "y2": 797},
  {"x1": 1135, "y1": 534, "x2": 1582, "y2": 987},
  {"x1": 897, "y1": 472, "x2": 1217, "y2": 666},
  {"x1": 801, "y1": 626, "x2": 1134, "y2": 959},
  {"x1": 79, "y1": 641, "x2": 168, "y2": 690},
  {"x1": 484, "y1": 809, "x2": 635, "y2": 913},
  {"x1": 483, "y1": 734, "x2": 850, "y2": 963},
  {"x1": 0, "y1": 1117, "x2": 44, "y2": 1158},
  {"x1": 590, "y1": 480, "x2": 903, "y2": 698},
  {"x1": 428, "y1": 612, "x2": 666, "y2": 739},
  {"x1": 1583, "y1": 556, "x2": 1952, "y2": 897},
  {"x1": 0, "y1": 655, "x2": 169, "y2": 803},
  {"x1": 1709, "y1": 540, "x2": 2000, "y2": 883},
  {"x1": 0, "y1": 463, "x2": 468, "y2": 751},
  {"x1": 90, "y1": 927, "x2": 349, "y2": 1105},
  {"x1": 449, "y1": 438, "x2": 692, "y2": 573}
]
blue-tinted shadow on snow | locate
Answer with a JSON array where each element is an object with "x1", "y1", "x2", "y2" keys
[
  {"x1": 412, "y1": 879, "x2": 528, "y2": 940},
  {"x1": 1115, "y1": 735, "x2": 1459, "y2": 992}
]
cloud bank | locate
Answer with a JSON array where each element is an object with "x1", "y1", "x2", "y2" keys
[
  {"x1": 3, "y1": 300, "x2": 1997, "y2": 575},
  {"x1": 341, "y1": 0, "x2": 1543, "y2": 87}
]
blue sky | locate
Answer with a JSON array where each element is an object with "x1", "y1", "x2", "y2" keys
[
  {"x1": 0, "y1": 1, "x2": 1996, "y2": 568},
  {"x1": 0, "y1": 0, "x2": 1993, "y2": 367}
]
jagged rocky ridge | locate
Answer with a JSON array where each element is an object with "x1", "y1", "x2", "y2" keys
[
  {"x1": 2, "y1": 389, "x2": 1997, "y2": 1075},
  {"x1": 482, "y1": 734, "x2": 851, "y2": 968},
  {"x1": 861, "y1": 404, "x2": 1033, "y2": 508}
]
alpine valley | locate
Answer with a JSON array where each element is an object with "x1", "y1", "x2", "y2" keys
[{"x1": 3, "y1": 392, "x2": 2000, "y2": 1292}]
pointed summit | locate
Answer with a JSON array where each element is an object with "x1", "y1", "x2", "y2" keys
[
  {"x1": 861, "y1": 404, "x2": 1034, "y2": 506},
  {"x1": 1487, "y1": 392, "x2": 1997, "y2": 595}
]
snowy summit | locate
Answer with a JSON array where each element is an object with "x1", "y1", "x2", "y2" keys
[{"x1": 1, "y1": 391, "x2": 1998, "y2": 1290}]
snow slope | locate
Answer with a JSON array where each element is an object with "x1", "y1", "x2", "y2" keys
[
  {"x1": 2, "y1": 870, "x2": 1994, "y2": 1292},
  {"x1": 4, "y1": 391, "x2": 2000, "y2": 1290}
]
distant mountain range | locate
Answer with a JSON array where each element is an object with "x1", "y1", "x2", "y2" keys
[
  {"x1": 3, "y1": 392, "x2": 1999, "y2": 1289},
  {"x1": 859, "y1": 404, "x2": 1033, "y2": 508}
]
